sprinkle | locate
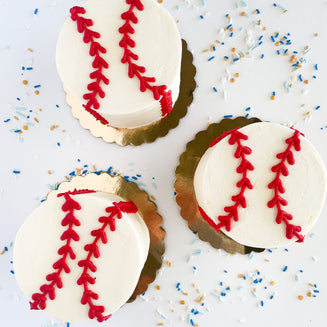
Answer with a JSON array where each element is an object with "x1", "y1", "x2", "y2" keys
[
  {"x1": 298, "y1": 295, "x2": 304, "y2": 300},
  {"x1": 224, "y1": 56, "x2": 229, "y2": 61},
  {"x1": 261, "y1": 54, "x2": 264, "y2": 59},
  {"x1": 315, "y1": 106, "x2": 320, "y2": 110},
  {"x1": 22, "y1": 80, "x2": 28, "y2": 85},
  {"x1": 200, "y1": 15, "x2": 204, "y2": 19},
  {"x1": 233, "y1": 58, "x2": 240, "y2": 62},
  {"x1": 180, "y1": 300, "x2": 185, "y2": 305},
  {"x1": 156, "y1": 285, "x2": 161, "y2": 290},
  {"x1": 208, "y1": 56, "x2": 215, "y2": 61},
  {"x1": 34, "y1": 84, "x2": 41, "y2": 88},
  {"x1": 315, "y1": 64, "x2": 318, "y2": 70},
  {"x1": 57, "y1": 142, "x2": 61, "y2": 147},
  {"x1": 223, "y1": 115, "x2": 233, "y2": 118},
  {"x1": 270, "y1": 281, "x2": 275, "y2": 286},
  {"x1": 34, "y1": 8, "x2": 38, "y2": 15},
  {"x1": 213, "y1": 87, "x2": 218, "y2": 93},
  {"x1": 4, "y1": 119, "x2": 10, "y2": 123},
  {"x1": 13, "y1": 170, "x2": 21, "y2": 174},
  {"x1": 282, "y1": 266, "x2": 288, "y2": 272},
  {"x1": 10, "y1": 270, "x2": 15, "y2": 274}
]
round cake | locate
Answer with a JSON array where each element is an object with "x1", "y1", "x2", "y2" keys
[
  {"x1": 56, "y1": 0, "x2": 182, "y2": 129},
  {"x1": 13, "y1": 190, "x2": 149, "y2": 323},
  {"x1": 194, "y1": 122, "x2": 327, "y2": 248}
]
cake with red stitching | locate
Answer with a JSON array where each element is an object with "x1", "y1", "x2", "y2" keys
[
  {"x1": 13, "y1": 190, "x2": 149, "y2": 323},
  {"x1": 194, "y1": 122, "x2": 327, "y2": 248},
  {"x1": 56, "y1": 0, "x2": 181, "y2": 129}
]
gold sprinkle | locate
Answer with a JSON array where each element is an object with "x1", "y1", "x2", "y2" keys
[
  {"x1": 14, "y1": 116, "x2": 19, "y2": 120},
  {"x1": 176, "y1": 20, "x2": 180, "y2": 23},
  {"x1": 158, "y1": 0, "x2": 163, "y2": 3},
  {"x1": 230, "y1": 27, "x2": 234, "y2": 32},
  {"x1": 265, "y1": 259, "x2": 270, "y2": 262},
  {"x1": 183, "y1": 292, "x2": 188, "y2": 296},
  {"x1": 298, "y1": 295, "x2": 304, "y2": 300},
  {"x1": 203, "y1": 49, "x2": 209, "y2": 53},
  {"x1": 93, "y1": 164, "x2": 97, "y2": 171},
  {"x1": 304, "y1": 45, "x2": 309, "y2": 50},
  {"x1": 22, "y1": 80, "x2": 28, "y2": 85},
  {"x1": 27, "y1": 48, "x2": 34, "y2": 52},
  {"x1": 301, "y1": 104, "x2": 306, "y2": 107},
  {"x1": 48, "y1": 170, "x2": 52, "y2": 174},
  {"x1": 238, "y1": 274, "x2": 244, "y2": 278},
  {"x1": 241, "y1": 11, "x2": 246, "y2": 16},
  {"x1": 151, "y1": 195, "x2": 156, "y2": 200},
  {"x1": 235, "y1": 72, "x2": 240, "y2": 78},
  {"x1": 270, "y1": 95, "x2": 275, "y2": 100},
  {"x1": 307, "y1": 292, "x2": 312, "y2": 297},
  {"x1": 180, "y1": 300, "x2": 185, "y2": 305},
  {"x1": 156, "y1": 285, "x2": 161, "y2": 290},
  {"x1": 1, "y1": 248, "x2": 6, "y2": 255},
  {"x1": 50, "y1": 125, "x2": 59, "y2": 131},
  {"x1": 65, "y1": 176, "x2": 69, "y2": 180},
  {"x1": 35, "y1": 90, "x2": 40, "y2": 95},
  {"x1": 39, "y1": 108, "x2": 42, "y2": 111},
  {"x1": 166, "y1": 261, "x2": 172, "y2": 267},
  {"x1": 270, "y1": 281, "x2": 275, "y2": 286},
  {"x1": 230, "y1": 78, "x2": 235, "y2": 83},
  {"x1": 23, "y1": 125, "x2": 28, "y2": 130},
  {"x1": 216, "y1": 40, "x2": 221, "y2": 44},
  {"x1": 309, "y1": 283, "x2": 315, "y2": 287},
  {"x1": 304, "y1": 80, "x2": 309, "y2": 84},
  {"x1": 275, "y1": 41, "x2": 280, "y2": 46},
  {"x1": 157, "y1": 323, "x2": 164, "y2": 326},
  {"x1": 314, "y1": 33, "x2": 318, "y2": 37}
]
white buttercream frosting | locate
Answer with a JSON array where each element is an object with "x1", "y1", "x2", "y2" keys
[
  {"x1": 13, "y1": 192, "x2": 149, "y2": 322},
  {"x1": 56, "y1": 0, "x2": 181, "y2": 129},
  {"x1": 194, "y1": 122, "x2": 327, "y2": 248}
]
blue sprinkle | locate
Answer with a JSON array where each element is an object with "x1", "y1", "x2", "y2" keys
[
  {"x1": 26, "y1": 67, "x2": 33, "y2": 70},
  {"x1": 255, "y1": 9, "x2": 260, "y2": 14},
  {"x1": 4, "y1": 247, "x2": 8, "y2": 251},
  {"x1": 176, "y1": 282, "x2": 180, "y2": 289},
  {"x1": 258, "y1": 41, "x2": 263, "y2": 46},
  {"x1": 10, "y1": 270, "x2": 15, "y2": 274},
  {"x1": 34, "y1": 84, "x2": 41, "y2": 88},
  {"x1": 233, "y1": 57, "x2": 240, "y2": 62},
  {"x1": 299, "y1": 74, "x2": 303, "y2": 82},
  {"x1": 82, "y1": 170, "x2": 88, "y2": 174},
  {"x1": 273, "y1": 3, "x2": 277, "y2": 6},
  {"x1": 193, "y1": 266, "x2": 197, "y2": 270},
  {"x1": 34, "y1": 8, "x2": 38, "y2": 15},
  {"x1": 208, "y1": 56, "x2": 215, "y2": 61},
  {"x1": 66, "y1": 323, "x2": 70, "y2": 327},
  {"x1": 13, "y1": 170, "x2": 21, "y2": 174},
  {"x1": 227, "y1": 24, "x2": 232, "y2": 30},
  {"x1": 259, "y1": 35, "x2": 263, "y2": 41},
  {"x1": 261, "y1": 54, "x2": 264, "y2": 59},
  {"x1": 270, "y1": 295, "x2": 274, "y2": 299},
  {"x1": 260, "y1": 300, "x2": 264, "y2": 307},
  {"x1": 57, "y1": 142, "x2": 61, "y2": 147},
  {"x1": 277, "y1": 50, "x2": 280, "y2": 55},
  {"x1": 284, "y1": 248, "x2": 288, "y2": 252},
  {"x1": 284, "y1": 49, "x2": 288, "y2": 54},
  {"x1": 4, "y1": 119, "x2": 10, "y2": 123},
  {"x1": 224, "y1": 56, "x2": 229, "y2": 60},
  {"x1": 271, "y1": 35, "x2": 275, "y2": 42},
  {"x1": 230, "y1": 32, "x2": 234, "y2": 37},
  {"x1": 245, "y1": 113, "x2": 249, "y2": 118},
  {"x1": 315, "y1": 64, "x2": 318, "y2": 70},
  {"x1": 190, "y1": 319, "x2": 195, "y2": 326},
  {"x1": 313, "y1": 75, "x2": 317, "y2": 79},
  {"x1": 282, "y1": 266, "x2": 288, "y2": 272},
  {"x1": 316, "y1": 106, "x2": 320, "y2": 110},
  {"x1": 299, "y1": 270, "x2": 303, "y2": 273},
  {"x1": 14, "y1": 130, "x2": 22, "y2": 133},
  {"x1": 220, "y1": 281, "x2": 223, "y2": 286},
  {"x1": 200, "y1": 15, "x2": 204, "y2": 19},
  {"x1": 213, "y1": 87, "x2": 218, "y2": 93},
  {"x1": 272, "y1": 91, "x2": 276, "y2": 96},
  {"x1": 56, "y1": 104, "x2": 59, "y2": 108},
  {"x1": 224, "y1": 115, "x2": 233, "y2": 118},
  {"x1": 245, "y1": 107, "x2": 251, "y2": 111},
  {"x1": 223, "y1": 270, "x2": 228, "y2": 273}
]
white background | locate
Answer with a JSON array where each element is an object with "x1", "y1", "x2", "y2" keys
[{"x1": 1, "y1": 0, "x2": 327, "y2": 326}]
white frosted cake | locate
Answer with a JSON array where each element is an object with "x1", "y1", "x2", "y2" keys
[
  {"x1": 56, "y1": 0, "x2": 182, "y2": 129},
  {"x1": 13, "y1": 190, "x2": 149, "y2": 323},
  {"x1": 194, "y1": 122, "x2": 327, "y2": 248}
]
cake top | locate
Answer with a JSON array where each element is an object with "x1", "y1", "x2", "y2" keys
[
  {"x1": 194, "y1": 122, "x2": 327, "y2": 248},
  {"x1": 56, "y1": 0, "x2": 181, "y2": 127},
  {"x1": 13, "y1": 190, "x2": 149, "y2": 323}
]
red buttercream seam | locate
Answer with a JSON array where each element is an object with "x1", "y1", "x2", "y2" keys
[
  {"x1": 267, "y1": 129, "x2": 304, "y2": 242},
  {"x1": 118, "y1": 0, "x2": 173, "y2": 118},
  {"x1": 77, "y1": 200, "x2": 138, "y2": 322},
  {"x1": 200, "y1": 129, "x2": 254, "y2": 233},
  {"x1": 29, "y1": 191, "x2": 94, "y2": 310},
  {"x1": 70, "y1": 6, "x2": 109, "y2": 125}
]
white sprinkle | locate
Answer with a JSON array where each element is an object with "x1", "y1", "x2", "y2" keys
[{"x1": 312, "y1": 256, "x2": 318, "y2": 262}]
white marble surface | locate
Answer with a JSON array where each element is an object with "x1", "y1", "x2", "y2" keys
[{"x1": 1, "y1": 0, "x2": 327, "y2": 326}]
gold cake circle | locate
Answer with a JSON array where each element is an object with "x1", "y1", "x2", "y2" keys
[{"x1": 65, "y1": 40, "x2": 196, "y2": 146}]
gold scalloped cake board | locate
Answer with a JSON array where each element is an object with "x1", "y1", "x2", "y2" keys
[
  {"x1": 174, "y1": 117, "x2": 265, "y2": 255},
  {"x1": 48, "y1": 172, "x2": 165, "y2": 302},
  {"x1": 64, "y1": 39, "x2": 196, "y2": 146}
]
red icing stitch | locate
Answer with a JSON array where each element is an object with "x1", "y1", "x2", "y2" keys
[
  {"x1": 77, "y1": 201, "x2": 138, "y2": 322},
  {"x1": 199, "y1": 129, "x2": 254, "y2": 233},
  {"x1": 118, "y1": 0, "x2": 173, "y2": 118},
  {"x1": 30, "y1": 190, "x2": 94, "y2": 310},
  {"x1": 267, "y1": 129, "x2": 305, "y2": 242},
  {"x1": 70, "y1": 6, "x2": 109, "y2": 125}
]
